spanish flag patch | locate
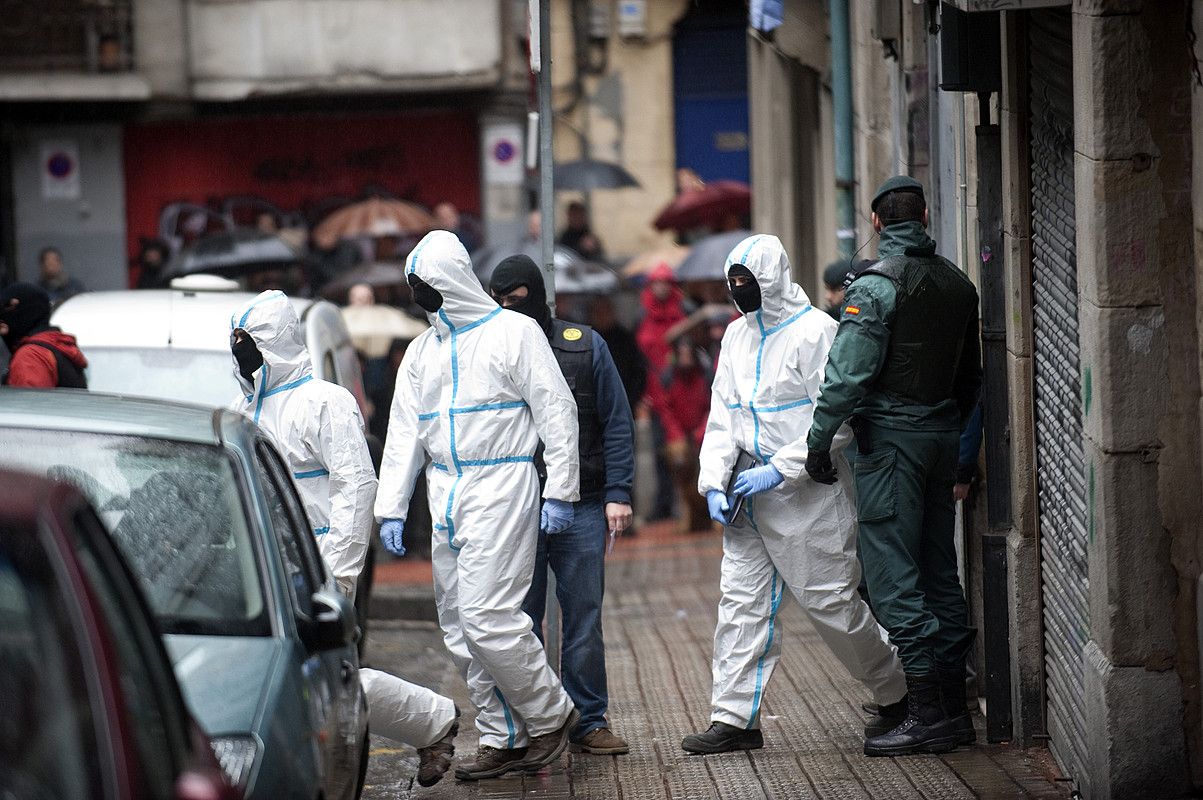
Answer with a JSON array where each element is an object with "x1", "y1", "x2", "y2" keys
[{"x1": 844, "y1": 305, "x2": 861, "y2": 316}]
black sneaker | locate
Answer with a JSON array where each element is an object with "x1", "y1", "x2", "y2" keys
[
  {"x1": 681, "y1": 721, "x2": 764, "y2": 754},
  {"x1": 454, "y1": 745, "x2": 527, "y2": 781}
]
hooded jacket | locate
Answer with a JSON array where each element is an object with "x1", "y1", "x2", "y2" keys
[
  {"x1": 228, "y1": 290, "x2": 377, "y2": 595},
  {"x1": 4, "y1": 329, "x2": 88, "y2": 388},
  {"x1": 698, "y1": 234, "x2": 852, "y2": 493},
  {"x1": 1, "y1": 282, "x2": 87, "y2": 388},
  {"x1": 374, "y1": 230, "x2": 580, "y2": 533}
]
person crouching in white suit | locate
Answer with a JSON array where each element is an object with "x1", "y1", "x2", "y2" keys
[
  {"x1": 228, "y1": 290, "x2": 460, "y2": 787},
  {"x1": 681, "y1": 235, "x2": 908, "y2": 755},
  {"x1": 374, "y1": 230, "x2": 582, "y2": 781}
]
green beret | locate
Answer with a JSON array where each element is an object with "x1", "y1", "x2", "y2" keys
[{"x1": 871, "y1": 175, "x2": 925, "y2": 212}]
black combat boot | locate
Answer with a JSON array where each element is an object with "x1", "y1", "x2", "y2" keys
[
  {"x1": 863, "y1": 673, "x2": 959, "y2": 757},
  {"x1": 936, "y1": 664, "x2": 976, "y2": 746},
  {"x1": 681, "y1": 721, "x2": 764, "y2": 754},
  {"x1": 864, "y1": 694, "x2": 908, "y2": 737}
]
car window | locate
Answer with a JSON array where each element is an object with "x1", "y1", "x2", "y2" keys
[
  {"x1": 254, "y1": 441, "x2": 324, "y2": 617},
  {"x1": 80, "y1": 347, "x2": 237, "y2": 408},
  {"x1": 0, "y1": 429, "x2": 269, "y2": 637},
  {"x1": 70, "y1": 508, "x2": 185, "y2": 798},
  {"x1": 0, "y1": 523, "x2": 102, "y2": 800}
]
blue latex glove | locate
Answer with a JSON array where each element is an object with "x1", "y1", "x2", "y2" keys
[
  {"x1": 733, "y1": 463, "x2": 785, "y2": 497},
  {"x1": 380, "y1": 518, "x2": 407, "y2": 556},
  {"x1": 540, "y1": 499, "x2": 574, "y2": 535},
  {"x1": 706, "y1": 490, "x2": 730, "y2": 524}
]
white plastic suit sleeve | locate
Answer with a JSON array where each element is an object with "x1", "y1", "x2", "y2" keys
[
  {"x1": 315, "y1": 392, "x2": 378, "y2": 587},
  {"x1": 508, "y1": 316, "x2": 581, "y2": 502},
  {"x1": 374, "y1": 342, "x2": 427, "y2": 522},
  {"x1": 767, "y1": 321, "x2": 849, "y2": 481},
  {"x1": 698, "y1": 340, "x2": 739, "y2": 495}
]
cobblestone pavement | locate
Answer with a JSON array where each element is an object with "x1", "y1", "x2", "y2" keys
[{"x1": 360, "y1": 526, "x2": 1067, "y2": 800}]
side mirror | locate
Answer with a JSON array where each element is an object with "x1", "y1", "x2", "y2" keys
[{"x1": 300, "y1": 589, "x2": 356, "y2": 653}]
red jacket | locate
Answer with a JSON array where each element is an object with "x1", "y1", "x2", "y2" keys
[
  {"x1": 636, "y1": 274, "x2": 688, "y2": 438},
  {"x1": 5, "y1": 330, "x2": 88, "y2": 388}
]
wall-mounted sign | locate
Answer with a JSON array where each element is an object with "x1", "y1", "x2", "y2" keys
[
  {"x1": 41, "y1": 140, "x2": 80, "y2": 200},
  {"x1": 482, "y1": 121, "x2": 524, "y2": 186}
]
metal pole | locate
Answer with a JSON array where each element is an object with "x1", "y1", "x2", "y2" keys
[
  {"x1": 538, "y1": 0, "x2": 556, "y2": 311},
  {"x1": 535, "y1": 0, "x2": 561, "y2": 673},
  {"x1": 829, "y1": 0, "x2": 855, "y2": 260}
]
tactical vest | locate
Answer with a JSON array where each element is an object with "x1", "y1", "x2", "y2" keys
[
  {"x1": 536, "y1": 320, "x2": 606, "y2": 497},
  {"x1": 855, "y1": 253, "x2": 976, "y2": 405}
]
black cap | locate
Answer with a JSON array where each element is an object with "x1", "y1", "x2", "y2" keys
[
  {"x1": 823, "y1": 261, "x2": 849, "y2": 289},
  {"x1": 871, "y1": 175, "x2": 925, "y2": 212}
]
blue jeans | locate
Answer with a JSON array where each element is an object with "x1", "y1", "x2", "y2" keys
[{"x1": 522, "y1": 499, "x2": 609, "y2": 740}]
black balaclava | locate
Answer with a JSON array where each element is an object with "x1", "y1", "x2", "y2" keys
[
  {"x1": 727, "y1": 265, "x2": 762, "y2": 313},
  {"x1": 0, "y1": 282, "x2": 52, "y2": 350},
  {"x1": 407, "y1": 273, "x2": 444, "y2": 313},
  {"x1": 231, "y1": 335, "x2": 264, "y2": 384},
  {"x1": 489, "y1": 254, "x2": 551, "y2": 332}
]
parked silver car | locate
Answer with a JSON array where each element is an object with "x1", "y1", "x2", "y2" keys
[{"x1": 0, "y1": 390, "x2": 369, "y2": 800}]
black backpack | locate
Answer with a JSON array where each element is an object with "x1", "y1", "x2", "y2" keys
[{"x1": 3, "y1": 340, "x2": 88, "y2": 388}]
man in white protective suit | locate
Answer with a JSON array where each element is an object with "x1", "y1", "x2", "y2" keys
[
  {"x1": 229, "y1": 290, "x2": 461, "y2": 787},
  {"x1": 374, "y1": 230, "x2": 582, "y2": 781},
  {"x1": 680, "y1": 235, "x2": 908, "y2": 754}
]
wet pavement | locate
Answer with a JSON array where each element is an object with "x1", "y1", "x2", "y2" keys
[{"x1": 360, "y1": 524, "x2": 1067, "y2": 800}]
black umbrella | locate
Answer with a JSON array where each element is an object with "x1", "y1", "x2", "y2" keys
[
  {"x1": 166, "y1": 229, "x2": 305, "y2": 277},
  {"x1": 553, "y1": 159, "x2": 640, "y2": 191},
  {"x1": 674, "y1": 230, "x2": 753, "y2": 281}
]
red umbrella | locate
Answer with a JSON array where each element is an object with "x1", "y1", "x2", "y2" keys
[{"x1": 652, "y1": 180, "x2": 751, "y2": 232}]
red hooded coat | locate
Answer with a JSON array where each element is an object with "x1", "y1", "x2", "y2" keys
[{"x1": 5, "y1": 330, "x2": 88, "y2": 388}]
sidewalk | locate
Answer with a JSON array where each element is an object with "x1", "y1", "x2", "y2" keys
[{"x1": 362, "y1": 522, "x2": 1067, "y2": 799}]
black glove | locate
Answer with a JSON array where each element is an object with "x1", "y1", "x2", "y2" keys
[{"x1": 805, "y1": 450, "x2": 838, "y2": 485}]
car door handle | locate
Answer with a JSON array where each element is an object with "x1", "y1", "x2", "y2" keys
[{"x1": 341, "y1": 659, "x2": 356, "y2": 686}]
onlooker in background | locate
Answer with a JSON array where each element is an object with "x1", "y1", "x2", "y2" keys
[
  {"x1": 587, "y1": 295, "x2": 647, "y2": 412},
  {"x1": 135, "y1": 238, "x2": 172, "y2": 289},
  {"x1": 38, "y1": 247, "x2": 86, "y2": 306},
  {"x1": 823, "y1": 260, "x2": 850, "y2": 320},
  {"x1": 0, "y1": 283, "x2": 87, "y2": 388},
  {"x1": 658, "y1": 336, "x2": 713, "y2": 533},
  {"x1": 558, "y1": 201, "x2": 605, "y2": 262},
  {"x1": 636, "y1": 262, "x2": 687, "y2": 523},
  {"x1": 434, "y1": 202, "x2": 481, "y2": 252}
]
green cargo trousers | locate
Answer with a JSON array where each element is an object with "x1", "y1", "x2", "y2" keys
[{"x1": 853, "y1": 423, "x2": 976, "y2": 674}]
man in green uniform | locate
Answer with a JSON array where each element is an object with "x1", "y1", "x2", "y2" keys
[{"x1": 804, "y1": 176, "x2": 982, "y2": 757}]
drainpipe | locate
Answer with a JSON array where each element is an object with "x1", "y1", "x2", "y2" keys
[{"x1": 829, "y1": 0, "x2": 855, "y2": 260}]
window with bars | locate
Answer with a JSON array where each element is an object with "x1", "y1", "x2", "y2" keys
[{"x1": 0, "y1": 0, "x2": 134, "y2": 73}]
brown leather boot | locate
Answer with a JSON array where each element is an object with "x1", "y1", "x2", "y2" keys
[
  {"x1": 416, "y1": 708, "x2": 459, "y2": 787},
  {"x1": 518, "y1": 709, "x2": 580, "y2": 771},
  {"x1": 453, "y1": 745, "x2": 527, "y2": 781},
  {"x1": 572, "y1": 727, "x2": 629, "y2": 755}
]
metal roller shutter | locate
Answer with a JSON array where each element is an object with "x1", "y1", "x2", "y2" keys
[{"x1": 1028, "y1": 9, "x2": 1088, "y2": 789}]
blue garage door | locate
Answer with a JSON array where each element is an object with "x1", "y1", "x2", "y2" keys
[{"x1": 673, "y1": 21, "x2": 749, "y2": 184}]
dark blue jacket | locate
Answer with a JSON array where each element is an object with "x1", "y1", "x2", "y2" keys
[{"x1": 588, "y1": 331, "x2": 635, "y2": 505}]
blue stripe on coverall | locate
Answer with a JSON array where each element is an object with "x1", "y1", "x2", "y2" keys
[
  {"x1": 436, "y1": 306, "x2": 504, "y2": 553},
  {"x1": 747, "y1": 568, "x2": 784, "y2": 728}
]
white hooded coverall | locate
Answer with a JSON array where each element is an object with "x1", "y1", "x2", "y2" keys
[
  {"x1": 697, "y1": 235, "x2": 907, "y2": 730},
  {"x1": 230, "y1": 291, "x2": 456, "y2": 749},
  {"x1": 375, "y1": 231, "x2": 580, "y2": 749}
]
